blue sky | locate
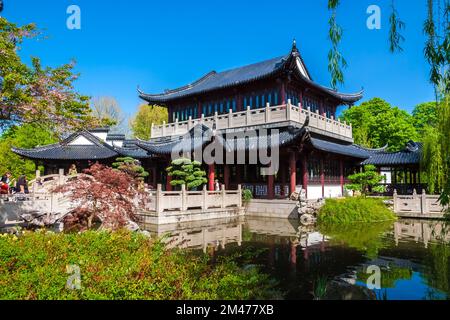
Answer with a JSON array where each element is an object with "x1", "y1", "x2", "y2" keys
[{"x1": 3, "y1": 0, "x2": 435, "y2": 119}]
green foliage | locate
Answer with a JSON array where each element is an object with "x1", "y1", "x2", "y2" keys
[
  {"x1": 340, "y1": 98, "x2": 418, "y2": 151},
  {"x1": 422, "y1": 97, "x2": 450, "y2": 196},
  {"x1": 0, "y1": 17, "x2": 104, "y2": 135},
  {"x1": 130, "y1": 104, "x2": 168, "y2": 140},
  {"x1": 318, "y1": 220, "x2": 394, "y2": 259},
  {"x1": 357, "y1": 264, "x2": 413, "y2": 288},
  {"x1": 345, "y1": 165, "x2": 386, "y2": 196},
  {"x1": 112, "y1": 157, "x2": 149, "y2": 181},
  {"x1": 317, "y1": 197, "x2": 397, "y2": 225},
  {"x1": 388, "y1": 1, "x2": 406, "y2": 53},
  {"x1": 242, "y1": 189, "x2": 253, "y2": 204},
  {"x1": 166, "y1": 158, "x2": 207, "y2": 190},
  {"x1": 0, "y1": 230, "x2": 274, "y2": 300},
  {"x1": 0, "y1": 124, "x2": 57, "y2": 180},
  {"x1": 412, "y1": 101, "x2": 438, "y2": 135},
  {"x1": 327, "y1": 0, "x2": 347, "y2": 89}
]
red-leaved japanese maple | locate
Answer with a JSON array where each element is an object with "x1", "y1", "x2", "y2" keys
[{"x1": 55, "y1": 163, "x2": 144, "y2": 231}]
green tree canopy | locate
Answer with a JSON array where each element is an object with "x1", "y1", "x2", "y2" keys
[
  {"x1": 0, "y1": 17, "x2": 104, "y2": 135},
  {"x1": 340, "y1": 98, "x2": 418, "y2": 151},
  {"x1": 112, "y1": 157, "x2": 149, "y2": 181},
  {"x1": 345, "y1": 164, "x2": 386, "y2": 196},
  {"x1": 166, "y1": 158, "x2": 207, "y2": 190},
  {"x1": 130, "y1": 104, "x2": 168, "y2": 140},
  {"x1": 0, "y1": 124, "x2": 57, "y2": 180},
  {"x1": 412, "y1": 101, "x2": 438, "y2": 135}
]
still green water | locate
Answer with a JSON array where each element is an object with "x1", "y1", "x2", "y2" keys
[{"x1": 144, "y1": 217, "x2": 450, "y2": 300}]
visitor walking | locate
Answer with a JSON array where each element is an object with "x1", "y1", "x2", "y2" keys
[
  {"x1": 16, "y1": 175, "x2": 29, "y2": 194},
  {"x1": 0, "y1": 172, "x2": 11, "y2": 194}
]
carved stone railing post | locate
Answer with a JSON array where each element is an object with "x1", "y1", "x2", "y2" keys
[
  {"x1": 181, "y1": 184, "x2": 187, "y2": 211},
  {"x1": 393, "y1": 189, "x2": 398, "y2": 213},
  {"x1": 174, "y1": 118, "x2": 179, "y2": 133},
  {"x1": 286, "y1": 99, "x2": 291, "y2": 120},
  {"x1": 238, "y1": 184, "x2": 242, "y2": 208},
  {"x1": 214, "y1": 111, "x2": 219, "y2": 129},
  {"x1": 156, "y1": 184, "x2": 162, "y2": 215},
  {"x1": 200, "y1": 113, "x2": 205, "y2": 125},
  {"x1": 202, "y1": 185, "x2": 208, "y2": 210},
  {"x1": 221, "y1": 184, "x2": 226, "y2": 208},
  {"x1": 58, "y1": 169, "x2": 64, "y2": 186},
  {"x1": 421, "y1": 189, "x2": 427, "y2": 215},
  {"x1": 265, "y1": 103, "x2": 271, "y2": 122},
  {"x1": 188, "y1": 116, "x2": 193, "y2": 131},
  {"x1": 228, "y1": 108, "x2": 233, "y2": 127},
  {"x1": 162, "y1": 121, "x2": 166, "y2": 136},
  {"x1": 246, "y1": 106, "x2": 251, "y2": 126}
]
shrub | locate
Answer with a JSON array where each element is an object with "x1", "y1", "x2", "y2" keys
[
  {"x1": 317, "y1": 197, "x2": 397, "y2": 224},
  {"x1": 242, "y1": 189, "x2": 253, "y2": 204},
  {"x1": 0, "y1": 230, "x2": 274, "y2": 300},
  {"x1": 166, "y1": 158, "x2": 207, "y2": 190}
]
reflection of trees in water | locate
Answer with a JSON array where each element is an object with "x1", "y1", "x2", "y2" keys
[
  {"x1": 356, "y1": 264, "x2": 413, "y2": 288},
  {"x1": 318, "y1": 221, "x2": 394, "y2": 259},
  {"x1": 423, "y1": 241, "x2": 450, "y2": 298}
]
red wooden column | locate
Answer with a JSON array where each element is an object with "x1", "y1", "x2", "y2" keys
[
  {"x1": 320, "y1": 158, "x2": 325, "y2": 198},
  {"x1": 289, "y1": 152, "x2": 297, "y2": 196},
  {"x1": 208, "y1": 164, "x2": 215, "y2": 191},
  {"x1": 340, "y1": 159, "x2": 344, "y2": 196},
  {"x1": 224, "y1": 165, "x2": 230, "y2": 189},
  {"x1": 267, "y1": 173, "x2": 275, "y2": 200},
  {"x1": 166, "y1": 174, "x2": 172, "y2": 191},
  {"x1": 152, "y1": 167, "x2": 157, "y2": 188},
  {"x1": 281, "y1": 82, "x2": 286, "y2": 104},
  {"x1": 302, "y1": 155, "x2": 308, "y2": 198}
]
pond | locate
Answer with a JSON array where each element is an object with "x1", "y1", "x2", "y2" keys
[{"x1": 142, "y1": 217, "x2": 450, "y2": 300}]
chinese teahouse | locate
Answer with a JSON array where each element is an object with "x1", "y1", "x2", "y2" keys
[{"x1": 12, "y1": 41, "x2": 423, "y2": 199}]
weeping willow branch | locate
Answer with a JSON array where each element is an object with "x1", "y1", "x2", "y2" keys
[
  {"x1": 389, "y1": 0, "x2": 406, "y2": 53},
  {"x1": 424, "y1": 0, "x2": 450, "y2": 95},
  {"x1": 327, "y1": 0, "x2": 347, "y2": 89}
]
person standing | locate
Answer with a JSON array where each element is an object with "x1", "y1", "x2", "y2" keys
[
  {"x1": 0, "y1": 172, "x2": 11, "y2": 194},
  {"x1": 16, "y1": 175, "x2": 29, "y2": 194},
  {"x1": 68, "y1": 164, "x2": 78, "y2": 177}
]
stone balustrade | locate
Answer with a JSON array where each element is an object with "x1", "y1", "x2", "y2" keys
[
  {"x1": 146, "y1": 184, "x2": 242, "y2": 215},
  {"x1": 393, "y1": 189, "x2": 448, "y2": 218},
  {"x1": 151, "y1": 100, "x2": 353, "y2": 140}
]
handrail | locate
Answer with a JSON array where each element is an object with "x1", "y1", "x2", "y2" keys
[{"x1": 151, "y1": 100, "x2": 352, "y2": 140}]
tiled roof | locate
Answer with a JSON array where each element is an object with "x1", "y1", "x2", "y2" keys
[
  {"x1": 137, "y1": 124, "x2": 213, "y2": 155},
  {"x1": 219, "y1": 126, "x2": 306, "y2": 152},
  {"x1": 309, "y1": 137, "x2": 372, "y2": 159},
  {"x1": 12, "y1": 144, "x2": 118, "y2": 160},
  {"x1": 12, "y1": 130, "x2": 152, "y2": 160},
  {"x1": 139, "y1": 43, "x2": 363, "y2": 105},
  {"x1": 361, "y1": 141, "x2": 422, "y2": 166}
]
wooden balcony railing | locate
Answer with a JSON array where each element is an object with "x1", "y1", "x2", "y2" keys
[{"x1": 151, "y1": 100, "x2": 353, "y2": 140}]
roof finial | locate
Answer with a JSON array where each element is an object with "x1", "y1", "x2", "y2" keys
[{"x1": 292, "y1": 38, "x2": 297, "y2": 51}]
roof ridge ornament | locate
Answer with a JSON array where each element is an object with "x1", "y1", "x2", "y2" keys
[{"x1": 292, "y1": 38, "x2": 297, "y2": 51}]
